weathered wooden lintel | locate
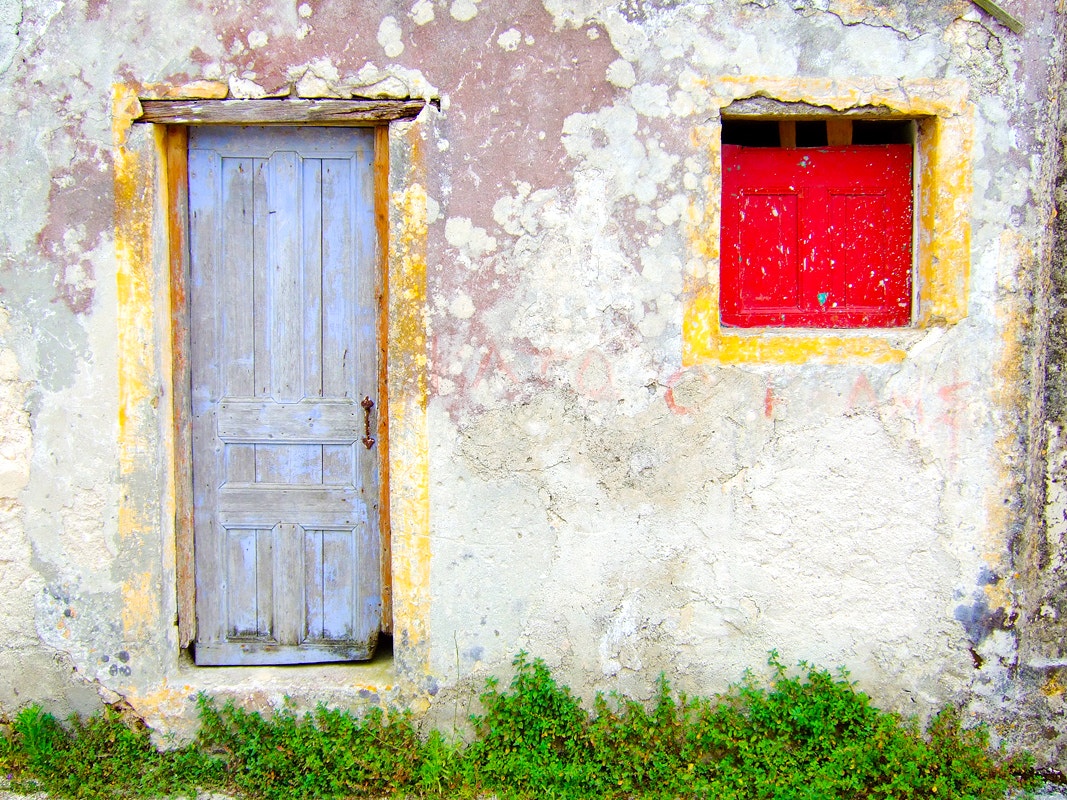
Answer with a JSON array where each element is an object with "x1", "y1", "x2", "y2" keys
[{"x1": 137, "y1": 98, "x2": 431, "y2": 125}]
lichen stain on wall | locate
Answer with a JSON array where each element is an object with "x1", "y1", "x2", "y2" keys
[
  {"x1": 1, "y1": 0, "x2": 117, "y2": 367},
  {"x1": 418, "y1": 11, "x2": 618, "y2": 217},
  {"x1": 34, "y1": 148, "x2": 108, "y2": 316}
]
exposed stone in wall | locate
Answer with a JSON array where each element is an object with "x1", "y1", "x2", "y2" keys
[
  {"x1": 1037, "y1": 426, "x2": 1067, "y2": 644},
  {"x1": 1023, "y1": 0, "x2": 1067, "y2": 681},
  {"x1": 1045, "y1": 64, "x2": 1067, "y2": 428},
  {"x1": 978, "y1": 0, "x2": 1067, "y2": 770}
]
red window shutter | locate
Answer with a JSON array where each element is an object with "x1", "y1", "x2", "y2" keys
[{"x1": 721, "y1": 144, "x2": 913, "y2": 328}]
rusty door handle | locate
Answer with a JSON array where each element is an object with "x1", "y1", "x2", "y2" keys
[{"x1": 361, "y1": 397, "x2": 376, "y2": 449}]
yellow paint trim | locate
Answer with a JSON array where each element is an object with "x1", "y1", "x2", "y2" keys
[
  {"x1": 684, "y1": 77, "x2": 974, "y2": 365},
  {"x1": 388, "y1": 120, "x2": 432, "y2": 675},
  {"x1": 125, "y1": 682, "x2": 195, "y2": 721},
  {"x1": 112, "y1": 81, "x2": 227, "y2": 147},
  {"x1": 114, "y1": 84, "x2": 166, "y2": 653},
  {"x1": 114, "y1": 85, "x2": 155, "y2": 525},
  {"x1": 916, "y1": 110, "x2": 975, "y2": 326},
  {"x1": 138, "y1": 81, "x2": 229, "y2": 100},
  {"x1": 122, "y1": 571, "x2": 161, "y2": 640}
]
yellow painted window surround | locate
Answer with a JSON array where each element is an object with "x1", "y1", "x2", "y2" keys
[{"x1": 683, "y1": 77, "x2": 974, "y2": 365}]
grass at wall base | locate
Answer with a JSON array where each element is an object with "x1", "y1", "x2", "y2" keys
[{"x1": 0, "y1": 651, "x2": 1040, "y2": 800}]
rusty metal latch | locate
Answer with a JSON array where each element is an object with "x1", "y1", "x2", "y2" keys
[{"x1": 361, "y1": 397, "x2": 376, "y2": 449}]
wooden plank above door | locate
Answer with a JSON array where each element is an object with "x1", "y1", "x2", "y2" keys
[{"x1": 138, "y1": 98, "x2": 429, "y2": 125}]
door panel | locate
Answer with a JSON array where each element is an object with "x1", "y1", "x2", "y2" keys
[{"x1": 189, "y1": 126, "x2": 381, "y2": 665}]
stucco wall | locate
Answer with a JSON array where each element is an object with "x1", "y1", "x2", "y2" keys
[{"x1": 0, "y1": 0, "x2": 1064, "y2": 765}]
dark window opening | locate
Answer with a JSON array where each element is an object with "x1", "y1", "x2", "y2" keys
[
  {"x1": 795, "y1": 120, "x2": 827, "y2": 147},
  {"x1": 852, "y1": 120, "x2": 915, "y2": 145},
  {"x1": 721, "y1": 119, "x2": 780, "y2": 147},
  {"x1": 721, "y1": 118, "x2": 915, "y2": 148}
]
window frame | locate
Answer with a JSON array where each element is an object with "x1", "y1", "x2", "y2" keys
[{"x1": 683, "y1": 79, "x2": 974, "y2": 366}]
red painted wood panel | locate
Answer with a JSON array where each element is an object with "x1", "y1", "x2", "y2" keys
[
  {"x1": 721, "y1": 144, "x2": 913, "y2": 328},
  {"x1": 738, "y1": 193, "x2": 799, "y2": 309}
]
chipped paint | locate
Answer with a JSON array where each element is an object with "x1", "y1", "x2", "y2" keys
[
  {"x1": 113, "y1": 85, "x2": 156, "y2": 542},
  {"x1": 388, "y1": 116, "x2": 432, "y2": 678},
  {"x1": 125, "y1": 681, "x2": 195, "y2": 722},
  {"x1": 121, "y1": 572, "x2": 160, "y2": 641}
]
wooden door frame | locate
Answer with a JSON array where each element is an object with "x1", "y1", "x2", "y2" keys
[{"x1": 153, "y1": 100, "x2": 426, "y2": 650}]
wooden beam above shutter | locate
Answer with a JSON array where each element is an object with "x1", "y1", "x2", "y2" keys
[
  {"x1": 826, "y1": 119, "x2": 853, "y2": 146},
  {"x1": 778, "y1": 120, "x2": 797, "y2": 149},
  {"x1": 138, "y1": 98, "x2": 429, "y2": 125}
]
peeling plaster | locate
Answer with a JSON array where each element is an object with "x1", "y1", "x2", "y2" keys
[
  {"x1": 781, "y1": 0, "x2": 968, "y2": 41},
  {"x1": 377, "y1": 16, "x2": 405, "y2": 58},
  {"x1": 0, "y1": 0, "x2": 1064, "y2": 770}
]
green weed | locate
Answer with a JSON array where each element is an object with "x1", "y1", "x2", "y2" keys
[
  {"x1": 196, "y1": 697, "x2": 435, "y2": 799},
  {"x1": 0, "y1": 703, "x2": 218, "y2": 799},
  {"x1": 464, "y1": 651, "x2": 600, "y2": 796},
  {"x1": 0, "y1": 652, "x2": 1041, "y2": 800}
]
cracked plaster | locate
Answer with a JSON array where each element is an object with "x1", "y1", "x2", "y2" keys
[{"x1": 0, "y1": 0, "x2": 1065, "y2": 769}]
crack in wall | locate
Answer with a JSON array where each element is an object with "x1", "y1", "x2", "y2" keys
[
  {"x1": 0, "y1": 0, "x2": 23, "y2": 75},
  {"x1": 745, "y1": 0, "x2": 966, "y2": 42}
]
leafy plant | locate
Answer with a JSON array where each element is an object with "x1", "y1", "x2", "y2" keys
[
  {"x1": 463, "y1": 651, "x2": 599, "y2": 797},
  {"x1": 0, "y1": 703, "x2": 217, "y2": 799},
  {"x1": 196, "y1": 697, "x2": 436, "y2": 799},
  {"x1": 0, "y1": 653, "x2": 1042, "y2": 800}
]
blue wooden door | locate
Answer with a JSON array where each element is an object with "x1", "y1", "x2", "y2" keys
[{"x1": 188, "y1": 126, "x2": 381, "y2": 665}]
